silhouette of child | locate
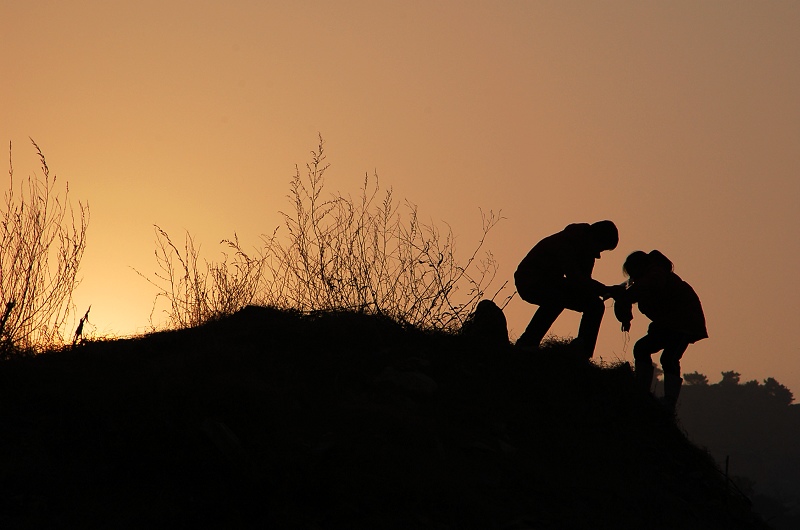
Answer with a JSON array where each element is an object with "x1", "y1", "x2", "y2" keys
[
  {"x1": 614, "y1": 250, "x2": 708, "y2": 412},
  {"x1": 514, "y1": 220, "x2": 620, "y2": 358}
]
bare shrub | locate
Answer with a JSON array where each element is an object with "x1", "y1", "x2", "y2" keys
[
  {"x1": 255, "y1": 137, "x2": 503, "y2": 331},
  {"x1": 136, "y1": 228, "x2": 266, "y2": 329},
  {"x1": 146, "y1": 136, "x2": 503, "y2": 331},
  {"x1": 0, "y1": 139, "x2": 89, "y2": 355}
]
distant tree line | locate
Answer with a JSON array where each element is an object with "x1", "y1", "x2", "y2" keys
[
  {"x1": 679, "y1": 371, "x2": 799, "y2": 529},
  {"x1": 683, "y1": 370, "x2": 794, "y2": 406}
]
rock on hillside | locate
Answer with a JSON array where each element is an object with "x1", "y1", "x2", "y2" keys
[{"x1": 0, "y1": 306, "x2": 767, "y2": 529}]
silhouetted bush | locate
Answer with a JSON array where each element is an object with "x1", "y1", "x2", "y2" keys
[
  {"x1": 143, "y1": 136, "x2": 503, "y2": 330},
  {"x1": 684, "y1": 371, "x2": 710, "y2": 386},
  {"x1": 0, "y1": 139, "x2": 89, "y2": 355},
  {"x1": 139, "y1": 228, "x2": 265, "y2": 329}
]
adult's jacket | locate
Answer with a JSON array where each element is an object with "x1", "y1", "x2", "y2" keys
[{"x1": 514, "y1": 223, "x2": 607, "y2": 301}]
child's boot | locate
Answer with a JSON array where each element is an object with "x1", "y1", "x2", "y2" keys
[
  {"x1": 634, "y1": 359, "x2": 655, "y2": 393},
  {"x1": 663, "y1": 374, "x2": 683, "y2": 413}
]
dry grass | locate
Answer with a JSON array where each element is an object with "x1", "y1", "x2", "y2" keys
[
  {"x1": 142, "y1": 135, "x2": 505, "y2": 331},
  {"x1": 0, "y1": 139, "x2": 89, "y2": 355}
]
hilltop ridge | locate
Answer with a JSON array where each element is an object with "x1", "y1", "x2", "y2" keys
[{"x1": 1, "y1": 306, "x2": 767, "y2": 529}]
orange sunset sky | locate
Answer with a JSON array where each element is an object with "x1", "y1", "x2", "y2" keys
[{"x1": 3, "y1": 2, "x2": 799, "y2": 394}]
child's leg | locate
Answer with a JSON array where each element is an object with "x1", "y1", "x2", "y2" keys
[
  {"x1": 632, "y1": 333, "x2": 665, "y2": 393},
  {"x1": 660, "y1": 342, "x2": 689, "y2": 379},
  {"x1": 660, "y1": 338, "x2": 689, "y2": 412}
]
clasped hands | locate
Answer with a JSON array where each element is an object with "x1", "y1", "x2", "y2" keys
[{"x1": 601, "y1": 282, "x2": 628, "y2": 301}]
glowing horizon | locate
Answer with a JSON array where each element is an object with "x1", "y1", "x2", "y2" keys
[{"x1": 2, "y1": 1, "x2": 799, "y2": 392}]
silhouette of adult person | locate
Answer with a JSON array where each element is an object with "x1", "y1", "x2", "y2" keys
[
  {"x1": 614, "y1": 250, "x2": 707, "y2": 412},
  {"x1": 514, "y1": 220, "x2": 619, "y2": 358}
]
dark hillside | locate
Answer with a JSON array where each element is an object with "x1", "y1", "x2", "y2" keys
[{"x1": 1, "y1": 306, "x2": 767, "y2": 529}]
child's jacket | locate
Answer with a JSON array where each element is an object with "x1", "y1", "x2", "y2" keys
[{"x1": 614, "y1": 269, "x2": 708, "y2": 343}]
